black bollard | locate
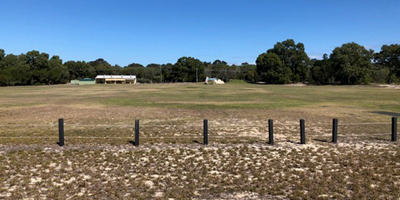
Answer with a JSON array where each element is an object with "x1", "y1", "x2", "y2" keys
[
  {"x1": 135, "y1": 119, "x2": 139, "y2": 147},
  {"x1": 392, "y1": 117, "x2": 397, "y2": 142},
  {"x1": 332, "y1": 119, "x2": 338, "y2": 143},
  {"x1": 268, "y1": 119, "x2": 274, "y2": 145},
  {"x1": 203, "y1": 119, "x2": 208, "y2": 145},
  {"x1": 58, "y1": 118, "x2": 64, "y2": 146},
  {"x1": 300, "y1": 119, "x2": 305, "y2": 144}
]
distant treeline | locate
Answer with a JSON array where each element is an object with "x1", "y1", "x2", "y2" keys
[
  {"x1": 0, "y1": 39, "x2": 399, "y2": 86},
  {"x1": 0, "y1": 50, "x2": 256, "y2": 86}
]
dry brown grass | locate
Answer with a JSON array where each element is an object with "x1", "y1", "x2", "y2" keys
[{"x1": 0, "y1": 83, "x2": 399, "y2": 199}]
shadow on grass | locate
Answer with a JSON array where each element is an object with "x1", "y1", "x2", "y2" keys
[
  {"x1": 372, "y1": 137, "x2": 390, "y2": 141},
  {"x1": 314, "y1": 139, "x2": 329, "y2": 143},
  {"x1": 370, "y1": 111, "x2": 400, "y2": 117},
  {"x1": 286, "y1": 140, "x2": 301, "y2": 144},
  {"x1": 128, "y1": 140, "x2": 137, "y2": 146}
]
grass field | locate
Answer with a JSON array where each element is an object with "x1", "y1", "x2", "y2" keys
[{"x1": 0, "y1": 81, "x2": 399, "y2": 199}]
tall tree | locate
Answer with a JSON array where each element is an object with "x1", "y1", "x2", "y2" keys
[
  {"x1": 172, "y1": 57, "x2": 205, "y2": 82},
  {"x1": 310, "y1": 54, "x2": 334, "y2": 84},
  {"x1": 267, "y1": 39, "x2": 311, "y2": 82},
  {"x1": 0, "y1": 49, "x2": 5, "y2": 62},
  {"x1": 330, "y1": 42, "x2": 373, "y2": 84},
  {"x1": 161, "y1": 63, "x2": 173, "y2": 83},
  {"x1": 210, "y1": 60, "x2": 231, "y2": 82},
  {"x1": 89, "y1": 58, "x2": 119, "y2": 75},
  {"x1": 48, "y1": 56, "x2": 69, "y2": 84},
  {"x1": 0, "y1": 53, "x2": 30, "y2": 86},
  {"x1": 64, "y1": 60, "x2": 95, "y2": 80},
  {"x1": 146, "y1": 63, "x2": 162, "y2": 83},
  {"x1": 375, "y1": 44, "x2": 400, "y2": 83},
  {"x1": 25, "y1": 50, "x2": 49, "y2": 84},
  {"x1": 256, "y1": 52, "x2": 292, "y2": 84},
  {"x1": 122, "y1": 63, "x2": 145, "y2": 79}
]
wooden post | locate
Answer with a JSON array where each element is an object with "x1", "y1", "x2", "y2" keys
[
  {"x1": 392, "y1": 117, "x2": 397, "y2": 142},
  {"x1": 135, "y1": 119, "x2": 139, "y2": 147},
  {"x1": 300, "y1": 119, "x2": 305, "y2": 144},
  {"x1": 58, "y1": 118, "x2": 64, "y2": 146},
  {"x1": 268, "y1": 119, "x2": 274, "y2": 145},
  {"x1": 332, "y1": 119, "x2": 338, "y2": 143},
  {"x1": 203, "y1": 119, "x2": 208, "y2": 145}
]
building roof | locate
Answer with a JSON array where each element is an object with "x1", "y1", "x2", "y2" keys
[
  {"x1": 95, "y1": 75, "x2": 136, "y2": 80},
  {"x1": 79, "y1": 78, "x2": 95, "y2": 81}
]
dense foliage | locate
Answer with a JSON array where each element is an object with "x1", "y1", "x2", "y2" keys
[
  {"x1": 375, "y1": 44, "x2": 400, "y2": 83},
  {"x1": 1, "y1": 40, "x2": 399, "y2": 86},
  {"x1": 256, "y1": 52, "x2": 291, "y2": 84},
  {"x1": 0, "y1": 50, "x2": 69, "y2": 86},
  {"x1": 0, "y1": 49, "x2": 257, "y2": 86},
  {"x1": 257, "y1": 40, "x2": 400, "y2": 85},
  {"x1": 330, "y1": 43, "x2": 373, "y2": 84},
  {"x1": 266, "y1": 39, "x2": 310, "y2": 83}
]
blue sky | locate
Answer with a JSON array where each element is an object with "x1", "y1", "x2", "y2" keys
[{"x1": 1, "y1": 0, "x2": 399, "y2": 66}]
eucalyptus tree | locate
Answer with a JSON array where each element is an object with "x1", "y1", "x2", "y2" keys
[
  {"x1": 375, "y1": 44, "x2": 400, "y2": 83},
  {"x1": 330, "y1": 42, "x2": 373, "y2": 84}
]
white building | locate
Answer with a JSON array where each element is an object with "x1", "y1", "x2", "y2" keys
[{"x1": 95, "y1": 75, "x2": 137, "y2": 84}]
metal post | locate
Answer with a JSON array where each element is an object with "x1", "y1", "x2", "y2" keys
[
  {"x1": 300, "y1": 119, "x2": 305, "y2": 144},
  {"x1": 392, "y1": 117, "x2": 397, "y2": 142},
  {"x1": 135, "y1": 119, "x2": 139, "y2": 147},
  {"x1": 332, "y1": 119, "x2": 338, "y2": 143},
  {"x1": 203, "y1": 119, "x2": 208, "y2": 145},
  {"x1": 268, "y1": 119, "x2": 274, "y2": 145},
  {"x1": 58, "y1": 118, "x2": 64, "y2": 146}
]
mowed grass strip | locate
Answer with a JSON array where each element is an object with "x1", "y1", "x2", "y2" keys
[{"x1": 1, "y1": 81, "x2": 399, "y2": 111}]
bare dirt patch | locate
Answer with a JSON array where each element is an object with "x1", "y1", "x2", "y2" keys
[{"x1": 1, "y1": 84, "x2": 399, "y2": 199}]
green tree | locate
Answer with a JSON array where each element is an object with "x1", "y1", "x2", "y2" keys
[
  {"x1": 375, "y1": 44, "x2": 400, "y2": 83},
  {"x1": 161, "y1": 63, "x2": 173, "y2": 83},
  {"x1": 172, "y1": 57, "x2": 205, "y2": 82},
  {"x1": 64, "y1": 60, "x2": 95, "y2": 80},
  {"x1": 0, "y1": 49, "x2": 5, "y2": 62},
  {"x1": 122, "y1": 63, "x2": 144, "y2": 76},
  {"x1": 256, "y1": 52, "x2": 292, "y2": 84},
  {"x1": 48, "y1": 56, "x2": 69, "y2": 84},
  {"x1": 267, "y1": 39, "x2": 310, "y2": 82},
  {"x1": 245, "y1": 69, "x2": 259, "y2": 83},
  {"x1": 234, "y1": 63, "x2": 257, "y2": 82},
  {"x1": 330, "y1": 42, "x2": 373, "y2": 84},
  {"x1": 310, "y1": 54, "x2": 334, "y2": 84},
  {"x1": 0, "y1": 53, "x2": 30, "y2": 86},
  {"x1": 25, "y1": 50, "x2": 51, "y2": 84},
  {"x1": 0, "y1": 53, "x2": 18, "y2": 70},
  {"x1": 122, "y1": 63, "x2": 145, "y2": 82},
  {"x1": 23, "y1": 51, "x2": 71, "y2": 85},
  {"x1": 210, "y1": 60, "x2": 231, "y2": 82},
  {"x1": 146, "y1": 63, "x2": 162, "y2": 83},
  {"x1": 89, "y1": 58, "x2": 120, "y2": 75}
]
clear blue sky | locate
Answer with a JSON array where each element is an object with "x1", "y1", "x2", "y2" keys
[{"x1": 1, "y1": 0, "x2": 399, "y2": 66}]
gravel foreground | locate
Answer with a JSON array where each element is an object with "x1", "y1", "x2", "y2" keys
[{"x1": 1, "y1": 142, "x2": 399, "y2": 199}]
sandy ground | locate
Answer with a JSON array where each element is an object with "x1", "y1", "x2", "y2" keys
[{"x1": 0, "y1": 84, "x2": 399, "y2": 199}]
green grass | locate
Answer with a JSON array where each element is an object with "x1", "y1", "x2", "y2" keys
[
  {"x1": 1, "y1": 82, "x2": 399, "y2": 111},
  {"x1": 1, "y1": 82, "x2": 400, "y2": 199},
  {"x1": 97, "y1": 83, "x2": 400, "y2": 111}
]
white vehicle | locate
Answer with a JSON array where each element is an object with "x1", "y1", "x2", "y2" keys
[{"x1": 205, "y1": 77, "x2": 225, "y2": 84}]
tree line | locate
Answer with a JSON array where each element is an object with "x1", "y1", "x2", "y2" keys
[
  {"x1": 256, "y1": 40, "x2": 400, "y2": 84},
  {"x1": 0, "y1": 50, "x2": 257, "y2": 86},
  {"x1": 0, "y1": 40, "x2": 399, "y2": 86}
]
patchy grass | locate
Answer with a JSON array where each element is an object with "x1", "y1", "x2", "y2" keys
[
  {"x1": 0, "y1": 83, "x2": 400, "y2": 110},
  {"x1": 0, "y1": 82, "x2": 400, "y2": 199},
  {"x1": 0, "y1": 143, "x2": 399, "y2": 199}
]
